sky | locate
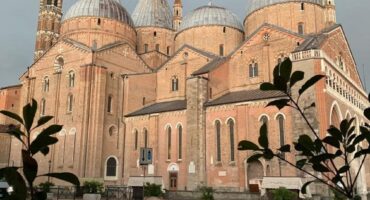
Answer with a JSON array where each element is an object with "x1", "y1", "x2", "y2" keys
[{"x1": 0, "y1": 0, "x2": 369, "y2": 91}]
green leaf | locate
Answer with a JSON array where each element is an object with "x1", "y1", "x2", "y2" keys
[
  {"x1": 273, "y1": 76, "x2": 288, "y2": 92},
  {"x1": 290, "y1": 71, "x2": 305, "y2": 87},
  {"x1": 30, "y1": 135, "x2": 58, "y2": 155},
  {"x1": 38, "y1": 125, "x2": 63, "y2": 137},
  {"x1": 301, "y1": 181, "x2": 314, "y2": 194},
  {"x1": 327, "y1": 126, "x2": 343, "y2": 142},
  {"x1": 322, "y1": 136, "x2": 340, "y2": 148},
  {"x1": 338, "y1": 165, "x2": 350, "y2": 174},
  {"x1": 354, "y1": 149, "x2": 370, "y2": 159},
  {"x1": 238, "y1": 140, "x2": 260, "y2": 151},
  {"x1": 278, "y1": 145, "x2": 291, "y2": 153},
  {"x1": 22, "y1": 149, "x2": 38, "y2": 184},
  {"x1": 298, "y1": 75, "x2": 325, "y2": 95},
  {"x1": 266, "y1": 99, "x2": 290, "y2": 110},
  {"x1": 313, "y1": 163, "x2": 330, "y2": 172},
  {"x1": 335, "y1": 150, "x2": 343, "y2": 157},
  {"x1": 35, "y1": 116, "x2": 54, "y2": 129},
  {"x1": 360, "y1": 126, "x2": 370, "y2": 143},
  {"x1": 247, "y1": 154, "x2": 263, "y2": 163},
  {"x1": 279, "y1": 58, "x2": 293, "y2": 83},
  {"x1": 263, "y1": 149, "x2": 274, "y2": 160},
  {"x1": 40, "y1": 146, "x2": 50, "y2": 155},
  {"x1": 365, "y1": 108, "x2": 370, "y2": 120},
  {"x1": 260, "y1": 82, "x2": 277, "y2": 91},
  {"x1": 0, "y1": 167, "x2": 27, "y2": 200},
  {"x1": 0, "y1": 110, "x2": 23, "y2": 124},
  {"x1": 40, "y1": 173, "x2": 80, "y2": 186},
  {"x1": 346, "y1": 144, "x2": 356, "y2": 153},
  {"x1": 23, "y1": 99, "x2": 38, "y2": 132},
  {"x1": 298, "y1": 135, "x2": 315, "y2": 152},
  {"x1": 258, "y1": 123, "x2": 269, "y2": 149},
  {"x1": 296, "y1": 159, "x2": 307, "y2": 169}
]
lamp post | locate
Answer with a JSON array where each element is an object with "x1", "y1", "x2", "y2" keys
[{"x1": 48, "y1": 160, "x2": 51, "y2": 182}]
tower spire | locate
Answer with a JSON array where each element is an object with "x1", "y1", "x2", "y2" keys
[
  {"x1": 34, "y1": 0, "x2": 63, "y2": 61},
  {"x1": 173, "y1": 0, "x2": 183, "y2": 31}
]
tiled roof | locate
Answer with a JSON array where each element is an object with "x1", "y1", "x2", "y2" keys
[
  {"x1": 205, "y1": 89, "x2": 286, "y2": 107},
  {"x1": 247, "y1": 0, "x2": 325, "y2": 15},
  {"x1": 125, "y1": 100, "x2": 186, "y2": 117},
  {"x1": 192, "y1": 57, "x2": 228, "y2": 75},
  {"x1": 132, "y1": 0, "x2": 173, "y2": 29}
]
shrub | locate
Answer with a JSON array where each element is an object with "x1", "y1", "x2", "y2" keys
[
  {"x1": 272, "y1": 187, "x2": 297, "y2": 200},
  {"x1": 83, "y1": 181, "x2": 104, "y2": 194},
  {"x1": 39, "y1": 182, "x2": 55, "y2": 193},
  {"x1": 144, "y1": 183, "x2": 163, "y2": 197},
  {"x1": 199, "y1": 186, "x2": 214, "y2": 200}
]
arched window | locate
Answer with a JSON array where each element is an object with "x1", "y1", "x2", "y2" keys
[
  {"x1": 277, "y1": 115, "x2": 285, "y2": 157},
  {"x1": 144, "y1": 44, "x2": 148, "y2": 53},
  {"x1": 106, "y1": 157, "x2": 117, "y2": 177},
  {"x1": 109, "y1": 126, "x2": 116, "y2": 136},
  {"x1": 249, "y1": 61, "x2": 259, "y2": 78},
  {"x1": 67, "y1": 94, "x2": 73, "y2": 112},
  {"x1": 298, "y1": 23, "x2": 304, "y2": 35},
  {"x1": 178, "y1": 125, "x2": 183, "y2": 160},
  {"x1": 167, "y1": 126, "x2": 172, "y2": 160},
  {"x1": 219, "y1": 44, "x2": 224, "y2": 56},
  {"x1": 134, "y1": 130, "x2": 138, "y2": 150},
  {"x1": 154, "y1": 31, "x2": 157, "y2": 37},
  {"x1": 260, "y1": 115, "x2": 269, "y2": 135},
  {"x1": 107, "y1": 95, "x2": 113, "y2": 113},
  {"x1": 171, "y1": 76, "x2": 179, "y2": 92},
  {"x1": 223, "y1": 27, "x2": 226, "y2": 33},
  {"x1": 54, "y1": 57, "x2": 64, "y2": 72},
  {"x1": 43, "y1": 77, "x2": 49, "y2": 92},
  {"x1": 338, "y1": 53, "x2": 344, "y2": 69},
  {"x1": 301, "y1": 3, "x2": 305, "y2": 10},
  {"x1": 167, "y1": 46, "x2": 170, "y2": 55},
  {"x1": 68, "y1": 71, "x2": 75, "y2": 88},
  {"x1": 54, "y1": 0, "x2": 58, "y2": 6},
  {"x1": 97, "y1": 18, "x2": 101, "y2": 26},
  {"x1": 143, "y1": 129, "x2": 148, "y2": 148},
  {"x1": 215, "y1": 120, "x2": 222, "y2": 162},
  {"x1": 228, "y1": 119, "x2": 235, "y2": 162},
  {"x1": 41, "y1": 99, "x2": 46, "y2": 116}
]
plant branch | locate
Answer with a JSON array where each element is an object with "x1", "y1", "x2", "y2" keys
[{"x1": 350, "y1": 154, "x2": 367, "y2": 193}]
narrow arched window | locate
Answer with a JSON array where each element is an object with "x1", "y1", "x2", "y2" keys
[
  {"x1": 167, "y1": 46, "x2": 170, "y2": 55},
  {"x1": 223, "y1": 27, "x2": 226, "y2": 33},
  {"x1": 171, "y1": 76, "x2": 179, "y2": 92},
  {"x1": 215, "y1": 120, "x2": 221, "y2": 162},
  {"x1": 301, "y1": 3, "x2": 305, "y2": 10},
  {"x1": 134, "y1": 130, "x2": 138, "y2": 150},
  {"x1": 219, "y1": 44, "x2": 224, "y2": 56},
  {"x1": 144, "y1": 44, "x2": 148, "y2": 53},
  {"x1": 43, "y1": 77, "x2": 49, "y2": 92},
  {"x1": 260, "y1": 115, "x2": 269, "y2": 135},
  {"x1": 167, "y1": 126, "x2": 172, "y2": 160},
  {"x1": 41, "y1": 99, "x2": 46, "y2": 116},
  {"x1": 298, "y1": 23, "x2": 304, "y2": 35},
  {"x1": 68, "y1": 71, "x2": 75, "y2": 88},
  {"x1": 249, "y1": 61, "x2": 258, "y2": 78},
  {"x1": 178, "y1": 125, "x2": 183, "y2": 160},
  {"x1": 277, "y1": 115, "x2": 285, "y2": 147},
  {"x1": 144, "y1": 129, "x2": 148, "y2": 148},
  {"x1": 106, "y1": 157, "x2": 117, "y2": 177},
  {"x1": 228, "y1": 119, "x2": 235, "y2": 162},
  {"x1": 107, "y1": 95, "x2": 113, "y2": 113},
  {"x1": 67, "y1": 94, "x2": 73, "y2": 112},
  {"x1": 97, "y1": 18, "x2": 101, "y2": 26},
  {"x1": 156, "y1": 44, "x2": 160, "y2": 51},
  {"x1": 154, "y1": 31, "x2": 157, "y2": 37}
]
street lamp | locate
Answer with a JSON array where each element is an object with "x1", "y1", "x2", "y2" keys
[{"x1": 48, "y1": 160, "x2": 51, "y2": 182}]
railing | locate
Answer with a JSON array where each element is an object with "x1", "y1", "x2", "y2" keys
[
  {"x1": 45, "y1": 186, "x2": 133, "y2": 200},
  {"x1": 106, "y1": 186, "x2": 133, "y2": 200},
  {"x1": 290, "y1": 50, "x2": 322, "y2": 61}
]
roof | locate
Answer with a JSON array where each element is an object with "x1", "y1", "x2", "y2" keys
[
  {"x1": 132, "y1": 0, "x2": 173, "y2": 29},
  {"x1": 0, "y1": 84, "x2": 22, "y2": 90},
  {"x1": 125, "y1": 100, "x2": 186, "y2": 117},
  {"x1": 63, "y1": 0, "x2": 134, "y2": 27},
  {"x1": 179, "y1": 4, "x2": 243, "y2": 32},
  {"x1": 247, "y1": 0, "x2": 325, "y2": 15},
  {"x1": 192, "y1": 57, "x2": 228, "y2": 75},
  {"x1": 205, "y1": 89, "x2": 286, "y2": 107}
]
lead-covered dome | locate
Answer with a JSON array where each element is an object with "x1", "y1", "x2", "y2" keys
[
  {"x1": 63, "y1": 0, "x2": 134, "y2": 27},
  {"x1": 247, "y1": 0, "x2": 325, "y2": 15},
  {"x1": 132, "y1": 0, "x2": 173, "y2": 29},
  {"x1": 179, "y1": 4, "x2": 243, "y2": 32}
]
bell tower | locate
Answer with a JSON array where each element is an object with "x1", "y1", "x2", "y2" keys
[
  {"x1": 325, "y1": 0, "x2": 336, "y2": 26},
  {"x1": 173, "y1": 0, "x2": 183, "y2": 31},
  {"x1": 34, "y1": 0, "x2": 63, "y2": 61}
]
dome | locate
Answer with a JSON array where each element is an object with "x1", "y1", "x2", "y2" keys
[
  {"x1": 63, "y1": 0, "x2": 134, "y2": 27},
  {"x1": 247, "y1": 0, "x2": 325, "y2": 15},
  {"x1": 179, "y1": 4, "x2": 243, "y2": 32},
  {"x1": 132, "y1": 0, "x2": 173, "y2": 29}
]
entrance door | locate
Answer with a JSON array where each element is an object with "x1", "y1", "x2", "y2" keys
[{"x1": 169, "y1": 172, "x2": 178, "y2": 191}]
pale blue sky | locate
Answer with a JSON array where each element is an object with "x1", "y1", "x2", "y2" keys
[{"x1": 0, "y1": 0, "x2": 369, "y2": 91}]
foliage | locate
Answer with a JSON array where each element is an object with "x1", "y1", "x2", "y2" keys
[
  {"x1": 83, "y1": 181, "x2": 104, "y2": 194},
  {"x1": 198, "y1": 186, "x2": 214, "y2": 200},
  {"x1": 38, "y1": 181, "x2": 55, "y2": 193},
  {"x1": 143, "y1": 182, "x2": 163, "y2": 197},
  {"x1": 0, "y1": 99, "x2": 80, "y2": 200},
  {"x1": 238, "y1": 58, "x2": 370, "y2": 199},
  {"x1": 272, "y1": 187, "x2": 298, "y2": 200}
]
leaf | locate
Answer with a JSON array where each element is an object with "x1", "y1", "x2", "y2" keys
[
  {"x1": 313, "y1": 163, "x2": 330, "y2": 172},
  {"x1": 35, "y1": 116, "x2": 54, "y2": 129},
  {"x1": 298, "y1": 135, "x2": 315, "y2": 152},
  {"x1": 301, "y1": 181, "x2": 314, "y2": 194},
  {"x1": 38, "y1": 125, "x2": 63, "y2": 137},
  {"x1": 22, "y1": 149, "x2": 38, "y2": 184},
  {"x1": 0, "y1": 110, "x2": 23, "y2": 124},
  {"x1": 258, "y1": 123, "x2": 269, "y2": 149},
  {"x1": 23, "y1": 99, "x2": 38, "y2": 132},
  {"x1": 266, "y1": 99, "x2": 290, "y2": 110},
  {"x1": 298, "y1": 75, "x2": 325, "y2": 95},
  {"x1": 39, "y1": 172, "x2": 80, "y2": 186},
  {"x1": 290, "y1": 71, "x2": 305, "y2": 88},
  {"x1": 273, "y1": 76, "x2": 288, "y2": 92},
  {"x1": 331, "y1": 175, "x2": 343, "y2": 184},
  {"x1": 338, "y1": 165, "x2": 350, "y2": 174},
  {"x1": 40, "y1": 146, "x2": 50, "y2": 155},
  {"x1": 279, "y1": 58, "x2": 293, "y2": 83},
  {"x1": 365, "y1": 108, "x2": 370, "y2": 120},
  {"x1": 260, "y1": 82, "x2": 277, "y2": 91},
  {"x1": 247, "y1": 154, "x2": 263, "y2": 163},
  {"x1": 354, "y1": 149, "x2": 370, "y2": 159},
  {"x1": 323, "y1": 136, "x2": 340, "y2": 148},
  {"x1": 263, "y1": 149, "x2": 274, "y2": 160},
  {"x1": 30, "y1": 135, "x2": 58, "y2": 155},
  {"x1": 3, "y1": 127, "x2": 25, "y2": 144},
  {"x1": 360, "y1": 126, "x2": 370, "y2": 143},
  {"x1": 278, "y1": 145, "x2": 291, "y2": 153},
  {"x1": 335, "y1": 150, "x2": 343, "y2": 157},
  {"x1": 0, "y1": 167, "x2": 27, "y2": 200},
  {"x1": 238, "y1": 140, "x2": 260, "y2": 151},
  {"x1": 327, "y1": 126, "x2": 343, "y2": 142},
  {"x1": 296, "y1": 159, "x2": 307, "y2": 169}
]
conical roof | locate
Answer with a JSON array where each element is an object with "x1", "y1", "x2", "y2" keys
[
  {"x1": 248, "y1": 0, "x2": 325, "y2": 15},
  {"x1": 132, "y1": 0, "x2": 173, "y2": 29}
]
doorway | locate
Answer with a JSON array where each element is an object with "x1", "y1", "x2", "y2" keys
[{"x1": 169, "y1": 172, "x2": 178, "y2": 191}]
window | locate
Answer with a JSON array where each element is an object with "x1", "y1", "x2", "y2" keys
[
  {"x1": 338, "y1": 54, "x2": 344, "y2": 69},
  {"x1": 260, "y1": 115, "x2": 268, "y2": 134},
  {"x1": 249, "y1": 61, "x2": 259, "y2": 78},
  {"x1": 67, "y1": 94, "x2": 73, "y2": 112},
  {"x1": 47, "y1": 0, "x2": 52, "y2": 5},
  {"x1": 68, "y1": 71, "x2": 75, "y2": 88},
  {"x1": 178, "y1": 125, "x2": 183, "y2": 160},
  {"x1": 228, "y1": 119, "x2": 235, "y2": 162},
  {"x1": 106, "y1": 157, "x2": 117, "y2": 177},
  {"x1": 107, "y1": 95, "x2": 113, "y2": 113},
  {"x1": 143, "y1": 129, "x2": 148, "y2": 148},
  {"x1": 156, "y1": 44, "x2": 160, "y2": 51},
  {"x1": 223, "y1": 27, "x2": 226, "y2": 33},
  {"x1": 41, "y1": 99, "x2": 46, "y2": 116},
  {"x1": 171, "y1": 76, "x2": 179, "y2": 92},
  {"x1": 277, "y1": 115, "x2": 285, "y2": 147},
  {"x1": 167, "y1": 126, "x2": 172, "y2": 160},
  {"x1": 134, "y1": 130, "x2": 138, "y2": 150},
  {"x1": 54, "y1": 0, "x2": 58, "y2": 6},
  {"x1": 301, "y1": 3, "x2": 305, "y2": 10},
  {"x1": 176, "y1": 10, "x2": 179, "y2": 16},
  {"x1": 154, "y1": 31, "x2": 157, "y2": 37},
  {"x1": 167, "y1": 46, "x2": 170, "y2": 55},
  {"x1": 43, "y1": 77, "x2": 49, "y2": 92},
  {"x1": 144, "y1": 44, "x2": 148, "y2": 53},
  {"x1": 219, "y1": 44, "x2": 224, "y2": 56},
  {"x1": 298, "y1": 23, "x2": 304, "y2": 35},
  {"x1": 142, "y1": 97, "x2": 146, "y2": 106},
  {"x1": 97, "y1": 18, "x2": 101, "y2": 26},
  {"x1": 215, "y1": 120, "x2": 221, "y2": 162}
]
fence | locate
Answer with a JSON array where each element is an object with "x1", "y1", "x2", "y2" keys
[{"x1": 47, "y1": 186, "x2": 133, "y2": 200}]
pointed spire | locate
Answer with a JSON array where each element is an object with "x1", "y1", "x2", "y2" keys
[{"x1": 132, "y1": 0, "x2": 173, "y2": 29}]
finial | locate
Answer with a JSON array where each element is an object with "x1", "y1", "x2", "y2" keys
[{"x1": 208, "y1": 0, "x2": 213, "y2": 6}]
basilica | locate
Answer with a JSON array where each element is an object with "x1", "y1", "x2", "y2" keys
[{"x1": 0, "y1": 0, "x2": 369, "y2": 195}]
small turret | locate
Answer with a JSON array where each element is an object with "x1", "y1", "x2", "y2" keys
[
  {"x1": 173, "y1": 0, "x2": 183, "y2": 31},
  {"x1": 325, "y1": 0, "x2": 336, "y2": 25}
]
